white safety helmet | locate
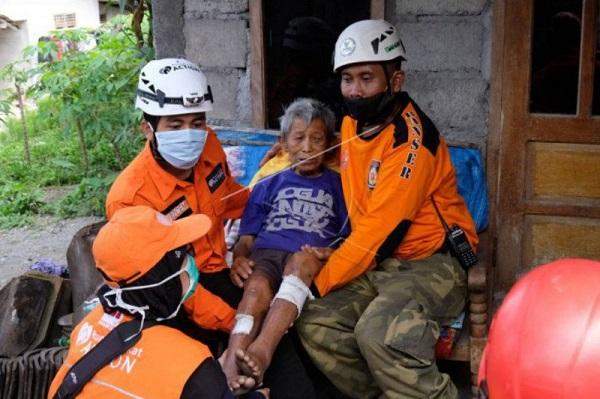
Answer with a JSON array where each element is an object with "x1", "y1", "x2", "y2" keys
[
  {"x1": 135, "y1": 58, "x2": 213, "y2": 116},
  {"x1": 333, "y1": 19, "x2": 406, "y2": 72}
]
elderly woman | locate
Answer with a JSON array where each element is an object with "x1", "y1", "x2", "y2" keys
[{"x1": 222, "y1": 98, "x2": 349, "y2": 393}]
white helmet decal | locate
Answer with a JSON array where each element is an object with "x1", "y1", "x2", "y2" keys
[
  {"x1": 135, "y1": 58, "x2": 214, "y2": 116},
  {"x1": 340, "y1": 38, "x2": 356, "y2": 56},
  {"x1": 370, "y1": 26, "x2": 396, "y2": 55},
  {"x1": 334, "y1": 20, "x2": 406, "y2": 72}
]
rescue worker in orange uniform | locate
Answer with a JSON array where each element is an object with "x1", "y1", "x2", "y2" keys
[
  {"x1": 106, "y1": 58, "x2": 248, "y2": 312},
  {"x1": 295, "y1": 20, "x2": 479, "y2": 399},
  {"x1": 105, "y1": 58, "x2": 316, "y2": 398},
  {"x1": 48, "y1": 206, "x2": 267, "y2": 398}
]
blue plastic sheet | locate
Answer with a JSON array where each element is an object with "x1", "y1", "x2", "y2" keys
[
  {"x1": 215, "y1": 129, "x2": 278, "y2": 187},
  {"x1": 448, "y1": 146, "x2": 489, "y2": 232}
]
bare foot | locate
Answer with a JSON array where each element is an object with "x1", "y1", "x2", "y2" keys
[
  {"x1": 230, "y1": 375, "x2": 257, "y2": 396},
  {"x1": 220, "y1": 349, "x2": 257, "y2": 395},
  {"x1": 235, "y1": 344, "x2": 270, "y2": 385},
  {"x1": 219, "y1": 350, "x2": 238, "y2": 386}
]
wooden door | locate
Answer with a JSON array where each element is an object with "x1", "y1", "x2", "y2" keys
[{"x1": 492, "y1": 0, "x2": 600, "y2": 298}]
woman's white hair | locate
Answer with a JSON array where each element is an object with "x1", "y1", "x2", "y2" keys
[{"x1": 279, "y1": 98, "x2": 336, "y2": 139}]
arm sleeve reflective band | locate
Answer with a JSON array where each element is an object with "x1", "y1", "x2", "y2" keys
[{"x1": 53, "y1": 318, "x2": 156, "y2": 399}]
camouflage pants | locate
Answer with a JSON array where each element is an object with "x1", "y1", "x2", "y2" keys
[{"x1": 297, "y1": 253, "x2": 466, "y2": 399}]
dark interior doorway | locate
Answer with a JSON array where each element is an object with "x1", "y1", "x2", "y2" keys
[{"x1": 263, "y1": 0, "x2": 371, "y2": 129}]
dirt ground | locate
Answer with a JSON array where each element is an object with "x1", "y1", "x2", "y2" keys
[{"x1": 0, "y1": 215, "x2": 103, "y2": 289}]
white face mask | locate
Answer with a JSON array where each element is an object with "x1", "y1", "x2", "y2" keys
[{"x1": 155, "y1": 128, "x2": 207, "y2": 169}]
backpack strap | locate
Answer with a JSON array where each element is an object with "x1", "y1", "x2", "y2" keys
[{"x1": 53, "y1": 318, "x2": 157, "y2": 399}]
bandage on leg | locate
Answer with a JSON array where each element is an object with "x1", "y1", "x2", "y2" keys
[
  {"x1": 232, "y1": 314, "x2": 254, "y2": 335},
  {"x1": 272, "y1": 274, "x2": 312, "y2": 316}
]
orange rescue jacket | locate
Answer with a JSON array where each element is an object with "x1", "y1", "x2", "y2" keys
[
  {"x1": 106, "y1": 127, "x2": 249, "y2": 274},
  {"x1": 314, "y1": 93, "x2": 478, "y2": 296},
  {"x1": 106, "y1": 128, "x2": 242, "y2": 330},
  {"x1": 48, "y1": 306, "x2": 212, "y2": 399}
]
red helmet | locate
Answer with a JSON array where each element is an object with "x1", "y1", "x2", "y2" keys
[{"x1": 478, "y1": 258, "x2": 600, "y2": 398}]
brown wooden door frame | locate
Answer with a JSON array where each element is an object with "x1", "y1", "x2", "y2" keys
[
  {"x1": 486, "y1": 0, "x2": 506, "y2": 308},
  {"x1": 489, "y1": 0, "x2": 600, "y2": 301}
]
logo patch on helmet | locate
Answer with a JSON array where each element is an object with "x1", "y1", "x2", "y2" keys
[
  {"x1": 159, "y1": 63, "x2": 202, "y2": 75},
  {"x1": 340, "y1": 38, "x2": 356, "y2": 56},
  {"x1": 385, "y1": 40, "x2": 402, "y2": 53},
  {"x1": 367, "y1": 160, "x2": 380, "y2": 190},
  {"x1": 183, "y1": 95, "x2": 203, "y2": 107}
]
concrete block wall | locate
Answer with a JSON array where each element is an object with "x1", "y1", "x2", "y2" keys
[
  {"x1": 152, "y1": 0, "x2": 493, "y2": 144},
  {"x1": 392, "y1": 0, "x2": 492, "y2": 147},
  {"x1": 153, "y1": 0, "x2": 252, "y2": 126}
]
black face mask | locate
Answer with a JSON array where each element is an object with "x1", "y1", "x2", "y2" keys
[
  {"x1": 343, "y1": 90, "x2": 396, "y2": 124},
  {"x1": 99, "y1": 246, "x2": 187, "y2": 320}
]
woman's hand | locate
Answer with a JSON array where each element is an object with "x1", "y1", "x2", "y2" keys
[{"x1": 230, "y1": 256, "x2": 255, "y2": 288}]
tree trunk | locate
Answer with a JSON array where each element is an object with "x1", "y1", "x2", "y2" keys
[
  {"x1": 15, "y1": 83, "x2": 31, "y2": 165},
  {"x1": 75, "y1": 118, "x2": 89, "y2": 171},
  {"x1": 146, "y1": 0, "x2": 153, "y2": 47},
  {"x1": 132, "y1": 1, "x2": 145, "y2": 48}
]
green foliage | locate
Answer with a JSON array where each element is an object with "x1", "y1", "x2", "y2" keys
[
  {"x1": 51, "y1": 174, "x2": 118, "y2": 218},
  {"x1": 0, "y1": 182, "x2": 43, "y2": 215},
  {"x1": 0, "y1": 182, "x2": 43, "y2": 227},
  {"x1": 0, "y1": 13, "x2": 151, "y2": 227},
  {"x1": 29, "y1": 15, "x2": 152, "y2": 168},
  {"x1": 0, "y1": 89, "x2": 14, "y2": 124},
  {"x1": 0, "y1": 60, "x2": 33, "y2": 90},
  {"x1": 0, "y1": 60, "x2": 37, "y2": 122}
]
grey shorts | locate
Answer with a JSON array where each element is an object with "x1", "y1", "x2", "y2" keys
[{"x1": 249, "y1": 248, "x2": 293, "y2": 291}]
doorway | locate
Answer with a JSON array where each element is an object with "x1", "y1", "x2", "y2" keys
[{"x1": 249, "y1": 0, "x2": 384, "y2": 129}]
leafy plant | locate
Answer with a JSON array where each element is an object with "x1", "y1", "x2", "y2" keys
[
  {"x1": 52, "y1": 174, "x2": 118, "y2": 217},
  {"x1": 0, "y1": 61, "x2": 37, "y2": 164},
  {"x1": 0, "y1": 182, "x2": 43, "y2": 227},
  {"x1": 0, "y1": 12, "x2": 152, "y2": 224},
  {"x1": 26, "y1": 14, "x2": 152, "y2": 171}
]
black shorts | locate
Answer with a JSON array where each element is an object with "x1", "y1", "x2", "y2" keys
[{"x1": 249, "y1": 248, "x2": 293, "y2": 291}]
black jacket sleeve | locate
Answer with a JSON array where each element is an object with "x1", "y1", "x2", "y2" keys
[{"x1": 181, "y1": 358, "x2": 234, "y2": 399}]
